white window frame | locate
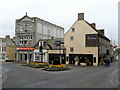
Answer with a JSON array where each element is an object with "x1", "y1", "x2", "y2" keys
[{"x1": 70, "y1": 47, "x2": 74, "y2": 52}]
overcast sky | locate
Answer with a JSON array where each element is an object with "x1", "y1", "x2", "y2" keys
[{"x1": 0, "y1": 0, "x2": 118, "y2": 44}]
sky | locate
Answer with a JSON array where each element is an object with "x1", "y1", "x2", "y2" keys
[{"x1": 0, "y1": 0, "x2": 118, "y2": 45}]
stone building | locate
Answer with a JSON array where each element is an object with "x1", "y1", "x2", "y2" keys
[
  {"x1": 64, "y1": 13, "x2": 111, "y2": 66},
  {"x1": 15, "y1": 13, "x2": 64, "y2": 62},
  {"x1": 0, "y1": 35, "x2": 15, "y2": 61}
]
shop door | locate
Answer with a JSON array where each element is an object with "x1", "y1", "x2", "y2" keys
[{"x1": 24, "y1": 54, "x2": 27, "y2": 61}]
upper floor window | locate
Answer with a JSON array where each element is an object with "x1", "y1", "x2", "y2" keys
[
  {"x1": 24, "y1": 41, "x2": 27, "y2": 45},
  {"x1": 72, "y1": 28, "x2": 75, "y2": 32},
  {"x1": 24, "y1": 36, "x2": 27, "y2": 40},
  {"x1": 2, "y1": 47, "x2": 6, "y2": 52},
  {"x1": 20, "y1": 36, "x2": 23, "y2": 40},
  {"x1": 70, "y1": 36, "x2": 74, "y2": 40},
  {"x1": 70, "y1": 47, "x2": 74, "y2": 52},
  {"x1": 20, "y1": 41, "x2": 23, "y2": 45},
  {"x1": 30, "y1": 36, "x2": 32, "y2": 40},
  {"x1": 29, "y1": 25, "x2": 33, "y2": 30},
  {"x1": 0, "y1": 47, "x2": 1, "y2": 52},
  {"x1": 20, "y1": 25, "x2": 23, "y2": 31}
]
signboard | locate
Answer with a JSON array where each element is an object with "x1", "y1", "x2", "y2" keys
[
  {"x1": 16, "y1": 47, "x2": 34, "y2": 50},
  {"x1": 85, "y1": 34, "x2": 98, "y2": 47}
]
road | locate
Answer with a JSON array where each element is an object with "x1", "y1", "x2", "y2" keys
[{"x1": 2, "y1": 61, "x2": 119, "y2": 88}]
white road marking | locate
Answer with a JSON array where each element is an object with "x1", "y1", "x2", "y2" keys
[{"x1": 115, "y1": 80, "x2": 120, "y2": 85}]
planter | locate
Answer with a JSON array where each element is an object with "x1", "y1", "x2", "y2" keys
[
  {"x1": 42, "y1": 64, "x2": 71, "y2": 71},
  {"x1": 28, "y1": 62, "x2": 49, "y2": 68}
]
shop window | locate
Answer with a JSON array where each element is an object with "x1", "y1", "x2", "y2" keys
[
  {"x1": 35, "y1": 53, "x2": 40, "y2": 60},
  {"x1": 80, "y1": 56, "x2": 85, "y2": 63}
]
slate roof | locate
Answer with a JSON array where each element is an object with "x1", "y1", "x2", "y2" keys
[
  {"x1": 0, "y1": 38, "x2": 15, "y2": 47},
  {"x1": 34, "y1": 38, "x2": 65, "y2": 50}
]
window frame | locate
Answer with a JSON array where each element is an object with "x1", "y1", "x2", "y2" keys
[{"x1": 70, "y1": 47, "x2": 74, "y2": 52}]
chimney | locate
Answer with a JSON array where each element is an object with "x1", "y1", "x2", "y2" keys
[
  {"x1": 98, "y1": 29, "x2": 105, "y2": 35},
  {"x1": 78, "y1": 13, "x2": 84, "y2": 20},
  {"x1": 91, "y1": 23, "x2": 96, "y2": 28},
  {"x1": 5, "y1": 35, "x2": 10, "y2": 39}
]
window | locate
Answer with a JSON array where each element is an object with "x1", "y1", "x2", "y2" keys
[
  {"x1": 70, "y1": 47, "x2": 74, "y2": 52},
  {"x1": 30, "y1": 36, "x2": 32, "y2": 40},
  {"x1": 20, "y1": 36, "x2": 23, "y2": 40},
  {"x1": 2, "y1": 54, "x2": 5, "y2": 59},
  {"x1": 24, "y1": 36, "x2": 27, "y2": 40},
  {"x1": 72, "y1": 28, "x2": 75, "y2": 32},
  {"x1": 35, "y1": 53, "x2": 40, "y2": 60},
  {"x1": 2, "y1": 47, "x2": 6, "y2": 52},
  {"x1": 20, "y1": 41, "x2": 23, "y2": 45},
  {"x1": 24, "y1": 41, "x2": 27, "y2": 45},
  {"x1": 0, "y1": 47, "x2": 1, "y2": 52},
  {"x1": 20, "y1": 54, "x2": 22, "y2": 60},
  {"x1": 70, "y1": 36, "x2": 74, "y2": 40},
  {"x1": 93, "y1": 57, "x2": 96, "y2": 63},
  {"x1": 29, "y1": 25, "x2": 33, "y2": 30},
  {"x1": 20, "y1": 25, "x2": 23, "y2": 31}
]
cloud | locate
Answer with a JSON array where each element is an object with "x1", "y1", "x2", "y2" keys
[{"x1": 0, "y1": 0, "x2": 118, "y2": 44}]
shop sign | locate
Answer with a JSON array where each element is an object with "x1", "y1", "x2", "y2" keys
[{"x1": 16, "y1": 47, "x2": 34, "y2": 50}]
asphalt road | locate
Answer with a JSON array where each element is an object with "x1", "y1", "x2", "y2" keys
[{"x1": 2, "y1": 61, "x2": 119, "y2": 88}]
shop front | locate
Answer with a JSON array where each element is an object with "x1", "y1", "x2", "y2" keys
[
  {"x1": 15, "y1": 47, "x2": 34, "y2": 62},
  {"x1": 69, "y1": 54, "x2": 93, "y2": 66},
  {"x1": 49, "y1": 54, "x2": 66, "y2": 65},
  {"x1": 33, "y1": 49, "x2": 47, "y2": 63}
]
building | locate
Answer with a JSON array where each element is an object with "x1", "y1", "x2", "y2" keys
[
  {"x1": 64, "y1": 13, "x2": 111, "y2": 66},
  {"x1": 33, "y1": 38, "x2": 66, "y2": 64},
  {"x1": 15, "y1": 13, "x2": 64, "y2": 62},
  {"x1": 0, "y1": 35, "x2": 15, "y2": 61}
]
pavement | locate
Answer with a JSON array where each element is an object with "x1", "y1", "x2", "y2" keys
[{"x1": 1, "y1": 61, "x2": 119, "y2": 88}]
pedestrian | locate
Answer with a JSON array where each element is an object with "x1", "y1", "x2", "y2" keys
[
  {"x1": 103, "y1": 59, "x2": 107, "y2": 67},
  {"x1": 106, "y1": 60, "x2": 110, "y2": 67}
]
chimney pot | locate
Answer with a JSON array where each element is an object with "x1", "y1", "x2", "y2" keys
[
  {"x1": 5, "y1": 35, "x2": 10, "y2": 38},
  {"x1": 91, "y1": 23, "x2": 96, "y2": 28}
]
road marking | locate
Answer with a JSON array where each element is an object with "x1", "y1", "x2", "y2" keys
[
  {"x1": 115, "y1": 80, "x2": 120, "y2": 85},
  {"x1": 1, "y1": 72, "x2": 7, "y2": 84}
]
